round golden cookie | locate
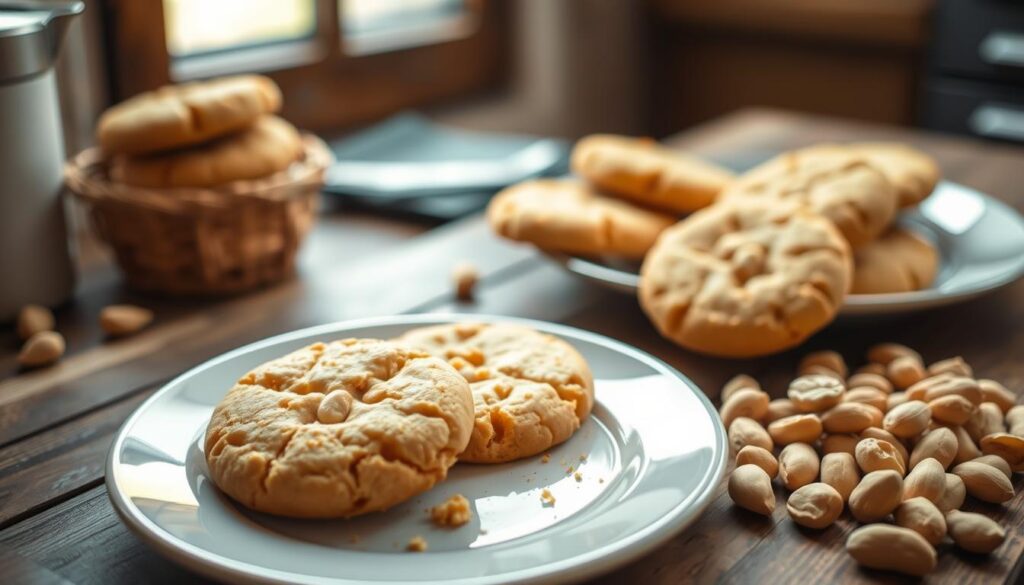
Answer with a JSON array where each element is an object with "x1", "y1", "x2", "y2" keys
[
  {"x1": 848, "y1": 142, "x2": 940, "y2": 208},
  {"x1": 851, "y1": 227, "x2": 938, "y2": 294},
  {"x1": 571, "y1": 134, "x2": 735, "y2": 213},
  {"x1": 722, "y1": 148, "x2": 897, "y2": 248},
  {"x1": 110, "y1": 115, "x2": 303, "y2": 188},
  {"x1": 204, "y1": 338, "x2": 474, "y2": 518},
  {"x1": 639, "y1": 199, "x2": 852, "y2": 358},
  {"x1": 98, "y1": 75, "x2": 282, "y2": 155},
  {"x1": 396, "y1": 322, "x2": 595, "y2": 463},
  {"x1": 487, "y1": 179, "x2": 675, "y2": 259}
]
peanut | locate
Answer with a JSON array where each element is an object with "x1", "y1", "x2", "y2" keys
[
  {"x1": 821, "y1": 452, "x2": 859, "y2": 502},
  {"x1": 909, "y1": 375, "x2": 981, "y2": 405},
  {"x1": 767, "y1": 414, "x2": 823, "y2": 445},
  {"x1": 903, "y1": 458, "x2": 946, "y2": 503},
  {"x1": 887, "y1": 356, "x2": 926, "y2": 390},
  {"x1": 945, "y1": 510, "x2": 1006, "y2": 554},
  {"x1": 16, "y1": 304, "x2": 54, "y2": 340},
  {"x1": 886, "y1": 392, "x2": 908, "y2": 412},
  {"x1": 728, "y1": 417, "x2": 773, "y2": 453},
  {"x1": 778, "y1": 443, "x2": 820, "y2": 491},
  {"x1": 821, "y1": 402, "x2": 883, "y2": 434},
  {"x1": 927, "y1": 394, "x2": 975, "y2": 426},
  {"x1": 728, "y1": 464, "x2": 775, "y2": 515},
  {"x1": 765, "y1": 398, "x2": 799, "y2": 423},
  {"x1": 936, "y1": 473, "x2": 966, "y2": 512},
  {"x1": 952, "y1": 461, "x2": 1014, "y2": 503},
  {"x1": 927, "y1": 356, "x2": 973, "y2": 378},
  {"x1": 861, "y1": 427, "x2": 909, "y2": 469},
  {"x1": 801, "y1": 364, "x2": 844, "y2": 381},
  {"x1": 909, "y1": 427, "x2": 958, "y2": 470},
  {"x1": 965, "y1": 402, "x2": 1006, "y2": 443},
  {"x1": 979, "y1": 433, "x2": 1024, "y2": 471},
  {"x1": 952, "y1": 425, "x2": 983, "y2": 464},
  {"x1": 856, "y1": 362, "x2": 887, "y2": 377},
  {"x1": 855, "y1": 438, "x2": 905, "y2": 475},
  {"x1": 847, "y1": 372, "x2": 893, "y2": 394},
  {"x1": 451, "y1": 262, "x2": 478, "y2": 300},
  {"x1": 846, "y1": 524, "x2": 937, "y2": 577},
  {"x1": 719, "y1": 388, "x2": 770, "y2": 427},
  {"x1": 788, "y1": 375, "x2": 845, "y2": 412},
  {"x1": 842, "y1": 387, "x2": 888, "y2": 412},
  {"x1": 317, "y1": 390, "x2": 353, "y2": 424},
  {"x1": 867, "y1": 343, "x2": 921, "y2": 366},
  {"x1": 99, "y1": 304, "x2": 154, "y2": 337},
  {"x1": 849, "y1": 470, "x2": 904, "y2": 522},
  {"x1": 17, "y1": 331, "x2": 65, "y2": 367},
  {"x1": 895, "y1": 497, "x2": 947, "y2": 545},
  {"x1": 1006, "y1": 405, "x2": 1024, "y2": 436},
  {"x1": 735, "y1": 445, "x2": 778, "y2": 478},
  {"x1": 721, "y1": 374, "x2": 761, "y2": 404},
  {"x1": 799, "y1": 350, "x2": 847, "y2": 379},
  {"x1": 821, "y1": 433, "x2": 859, "y2": 457},
  {"x1": 978, "y1": 379, "x2": 1016, "y2": 413},
  {"x1": 883, "y1": 400, "x2": 931, "y2": 438},
  {"x1": 972, "y1": 454, "x2": 1012, "y2": 479},
  {"x1": 786, "y1": 482, "x2": 843, "y2": 529}
]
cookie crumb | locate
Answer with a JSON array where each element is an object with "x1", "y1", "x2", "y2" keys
[
  {"x1": 407, "y1": 536, "x2": 428, "y2": 552},
  {"x1": 566, "y1": 465, "x2": 574, "y2": 474},
  {"x1": 541, "y1": 453, "x2": 551, "y2": 463},
  {"x1": 541, "y1": 489, "x2": 556, "y2": 507},
  {"x1": 579, "y1": 453, "x2": 588, "y2": 462},
  {"x1": 479, "y1": 528, "x2": 488, "y2": 535},
  {"x1": 599, "y1": 478, "x2": 605, "y2": 484},
  {"x1": 452, "y1": 262, "x2": 478, "y2": 300},
  {"x1": 574, "y1": 471, "x2": 583, "y2": 482},
  {"x1": 430, "y1": 494, "x2": 472, "y2": 528}
]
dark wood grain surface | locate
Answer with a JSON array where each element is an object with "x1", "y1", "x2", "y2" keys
[{"x1": 3, "y1": 109, "x2": 1024, "y2": 584}]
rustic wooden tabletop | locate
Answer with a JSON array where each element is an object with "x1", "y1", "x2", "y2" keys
[{"x1": 2, "y1": 108, "x2": 1023, "y2": 584}]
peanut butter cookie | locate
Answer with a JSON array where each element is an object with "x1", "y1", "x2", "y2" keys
[
  {"x1": 397, "y1": 322, "x2": 594, "y2": 463},
  {"x1": 851, "y1": 227, "x2": 938, "y2": 294},
  {"x1": 571, "y1": 134, "x2": 735, "y2": 213},
  {"x1": 487, "y1": 179, "x2": 675, "y2": 259},
  {"x1": 204, "y1": 338, "x2": 474, "y2": 518},
  {"x1": 640, "y1": 199, "x2": 852, "y2": 357},
  {"x1": 722, "y1": 148, "x2": 897, "y2": 247},
  {"x1": 98, "y1": 75, "x2": 282, "y2": 155},
  {"x1": 849, "y1": 143, "x2": 940, "y2": 208}
]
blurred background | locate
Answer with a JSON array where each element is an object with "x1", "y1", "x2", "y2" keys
[{"x1": 57, "y1": 0, "x2": 1024, "y2": 156}]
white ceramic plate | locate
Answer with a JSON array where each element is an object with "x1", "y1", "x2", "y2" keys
[
  {"x1": 549, "y1": 181, "x2": 1024, "y2": 316},
  {"x1": 106, "y1": 315, "x2": 727, "y2": 585}
]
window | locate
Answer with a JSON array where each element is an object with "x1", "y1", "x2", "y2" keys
[{"x1": 107, "y1": 0, "x2": 505, "y2": 133}]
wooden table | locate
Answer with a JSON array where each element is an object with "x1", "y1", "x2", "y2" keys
[{"x1": 3, "y1": 108, "x2": 1023, "y2": 584}]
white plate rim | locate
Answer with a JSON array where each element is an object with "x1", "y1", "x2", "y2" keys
[{"x1": 105, "y1": 313, "x2": 728, "y2": 585}]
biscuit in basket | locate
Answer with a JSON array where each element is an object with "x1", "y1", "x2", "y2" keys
[
  {"x1": 851, "y1": 227, "x2": 938, "y2": 294},
  {"x1": 110, "y1": 115, "x2": 303, "y2": 188},
  {"x1": 204, "y1": 338, "x2": 474, "y2": 518},
  {"x1": 639, "y1": 199, "x2": 852, "y2": 358},
  {"x1": 571, "y1": 134, "x2": 735, "y2": 213},
  {"x1": 487, "y1": 179, "x2": 675, "y2": 259},
  {"x1": 722, "y1": 148, "x2": 897, "y2": 247},
  {"x1": 397, "y1": 322, "x2": 594, "y2": 463},
  {"x1": 98, "y1": 75, "x2": 282, "y2": 155},
  {"x1": 848, "y1": 143, "x2": 940, "y2": 208}
]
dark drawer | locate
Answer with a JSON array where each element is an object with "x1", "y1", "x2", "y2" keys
[
  {"x1": 922, "y1": 77, "x2": 1024, "y2": 142},
  {"x1": 933, "y1": 0, "x2": 1024, "y2": 83}
]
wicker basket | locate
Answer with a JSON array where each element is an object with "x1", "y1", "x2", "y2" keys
[{"x1": 65, "y1": 135, "x2": 333, "y2": 296}]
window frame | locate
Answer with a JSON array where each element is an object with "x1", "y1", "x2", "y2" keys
[{"x1": 104, "y1": 0, "x2": 506, "y2": 133}]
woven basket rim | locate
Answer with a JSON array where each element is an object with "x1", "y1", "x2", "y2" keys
[{"x1": 65, "y1": 133, "x2": 333, "y2": 214}]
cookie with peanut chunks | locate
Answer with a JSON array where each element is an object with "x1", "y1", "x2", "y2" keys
[
  {"x1": 204, "y1": 338, "x2": 473, "y2": 518},
  {"x1": 487, "y1": 179, "x2": 675, "y2": 260},
  {"x1": 851, "y1": 227, "x2": 938, "y2": 294},
  {"x1": 847, "y1": 142, "x2": 940, "y2": 208},
  {"x1": 396, "y1": 322, "x2": 594, "y2": 463},
  {"x1": 570, "y1": 134, "x2": 735, "y2": 213},
  {"x1": 639, "y1": 198, "x2": 852, "y2": 358},
  {"x1": 98, "y1": 75, "x2": 282, "y2": 155}
]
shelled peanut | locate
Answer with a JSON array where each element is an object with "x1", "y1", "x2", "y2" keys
[{"x1": 719, "y1": 345, "x2": 1021, "y2": 578}]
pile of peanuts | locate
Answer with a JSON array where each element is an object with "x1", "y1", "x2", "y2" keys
[
  {"x1": 15, "y1": 303, "x2": 154, "y2": 368},
  {"x1": 722, "y1": 343, "x2": 1021, "y2": 577}
]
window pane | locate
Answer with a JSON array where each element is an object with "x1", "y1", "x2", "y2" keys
[
  {"x1": 341, "y1": 0, "x2": 462, "y2": 37},
  {"x1": 164, "y1": 0, "x2": 316, "y2": 57}
]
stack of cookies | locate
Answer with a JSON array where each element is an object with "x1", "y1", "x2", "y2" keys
[
  {"x1": 66, "y1": 75, "x2": 333, "y2": 295},
  {"x1": 487, "y1": 135, "x2": 941, "y2": 358},
  {"x1": 204, "y1": 322, "x2": 595, "y2": 520}
]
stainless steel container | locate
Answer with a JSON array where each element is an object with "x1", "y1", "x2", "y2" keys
[{"x1": 0, "y1": 1, "x2": 82, "y2": 320}]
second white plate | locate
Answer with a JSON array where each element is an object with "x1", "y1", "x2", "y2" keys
[{"x1": 549, "y1": 181, "x2": 1024, "y2": 316}]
